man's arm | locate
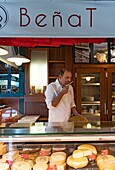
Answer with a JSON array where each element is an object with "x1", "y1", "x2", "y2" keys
[
  {"x1": 52, "y1": 86, "x2": 69, "y2": 107},
  {"x1": 71, "y1": 106, "x2": 84, "y2": 118}
]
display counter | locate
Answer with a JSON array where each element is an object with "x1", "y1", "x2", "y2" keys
[{"x1": 0, "y1": 121, "x2": 115, "y2": 170}]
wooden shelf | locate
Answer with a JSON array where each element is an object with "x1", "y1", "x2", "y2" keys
[
  {"x1": 48, "y1": 46, "x2": 73, "y2": 84},
  {"x1": 49, "y1": 60, "x2": 65, "y2": 63}
]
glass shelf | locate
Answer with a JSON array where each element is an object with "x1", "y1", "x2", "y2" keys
[
  {"x1": 81, "y1": 101, "x2": 100, "y2": 105},
  {"x1": 82, "y1": 83, "x2": 100, "y2": 86}
]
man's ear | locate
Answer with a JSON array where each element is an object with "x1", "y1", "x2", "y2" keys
[{"x1": 59, "y1": 75, "x2": 62, "y2": 79}]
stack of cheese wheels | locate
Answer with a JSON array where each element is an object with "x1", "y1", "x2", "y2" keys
[
  {"x1": 67, "y1": 150, "x2": 88, "y2": 169},
  {"x1": 67, "y1": 144, "x2": 97, "y2": 169},
  {"x1": 50, "y1": 152, "x2": 66, "y2": 170},
  {"x1": 96, "y1": 154, "x2": 115, "y2": 170},
  {"x1": 33, "y1": 155, "x2": 49, "y2": 170}
]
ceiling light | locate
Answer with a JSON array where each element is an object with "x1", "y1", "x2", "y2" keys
[
  {"x1": 0, "y1": 46, "x2": 8, "y2": 55},
  {"x1": 7, "y1": 47, "x2": 30, "y2": 66}
]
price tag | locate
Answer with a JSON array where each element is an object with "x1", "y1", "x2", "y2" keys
[
  {"x1": 6, "y1": 160, "x2": 13, "y2": 166},
  {"x1": 20, "y1": 154, "x2": 29, "y2": 159},
  {"x1": 101, "y1": 149, "x2": 108, "y2": 155},
  {"x1": 39, "y1": 150, "x2": 47, "y2": 156},
  {"x1": 87, "y1": 154, "x2": 96, "y2": 161},
  {"x1": 48, "y1": 165, "x2": 57, "y2": 170}
]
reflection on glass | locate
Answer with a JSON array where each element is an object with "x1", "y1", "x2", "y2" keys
[
  {"x1": 93, "y1": 43, "x2": 108, "y2": 63},
  {"x1": 74, "y1": 43, "x2": 90, "y2": 63},
  {"x1": 0, "y1": 74, "x2": 19, "y2": 93},
  {"x1": 81, "y1": 73, "x2": 100, "y2": 122}
]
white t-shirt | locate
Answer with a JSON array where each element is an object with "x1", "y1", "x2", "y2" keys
[{"x1": 45, "y1": 79, "x2": 76, "y2": 122}]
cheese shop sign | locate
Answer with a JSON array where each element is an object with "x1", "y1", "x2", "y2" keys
[{"x1": 0, "y1": 0, "x2": 115, "y2": 38}]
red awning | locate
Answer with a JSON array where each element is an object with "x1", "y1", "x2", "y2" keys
[{"x1": 0, "y1": 38, "x2": 106, "y2": 47}]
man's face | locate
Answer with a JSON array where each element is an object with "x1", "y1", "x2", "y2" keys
[{"x1": 59, "y1": 71, "x2": 72, "y2": 86}]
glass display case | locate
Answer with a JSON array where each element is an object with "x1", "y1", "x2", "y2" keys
[
  {"x1": 74, "y1": 64, "x2": 115, "y2": 122},
  {"x1": 0, "y1": 120, "x2": 115, "y2": 170},
  {"x1": 81, "y1": 72, "x2": 100, "y2": 122}
]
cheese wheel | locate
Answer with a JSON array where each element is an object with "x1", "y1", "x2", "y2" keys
[
  {"x1": 73, "y1": 149, "x2": 92, "y2": 158},
  {"x1": 3, "y1": 151, "x2": 19, "y2": 162},
  {"x1": 0, "y1": 142, "x2": 5, "y2": 145},
  {"x1": 0, "y1": 158, "x2": 6, "y2": 163},
  {"x1": 52, "y1": 145, "x2": 66, "y2": 152},
  {"x1": 56, "y1": 162, "x2": 66, "y2": 170},
  {"x1": 0, "y1": 144, "x2": 7, "y2": 156},
  {"x1": 33, "y1": 163, "x2": 48, "y2": 170},
  {"x1": 13, "y1": 156, "x2": 24, "y2": 162},
  {"x1": 25, "y1": 159, "x2": 34, "y2": 168},
  {"x1": 11, "y1": 161, "x2": 31, "y2": 170},
  {"x1": 80, "y1": 149, "x2": 92, "y2": 157},
  {"x1": 72, "y1": 149, "x2": 84, "y2": 158},
  {"x1": 78, "y1": 144, "x2": 97, "y2": 155},
  {"x1": 98, "y1": 163, "x2": 115, "y2": 170},
  {"x1": 35, "y1": 156, "x2": 49, "y2": 164},
  {"x1": 67, "y1": 155, "x2": 88, "y2": 169},
  {"x1": 96, "y1": 154, "x2": 115, "y2": 170},
  {"x1": 0, "y1": 162, "x2": 9, "y2": 170},
  {"x1": 50, "y1": 152, "x2": 66, "y2": 166},
  {"x1": 96, "y1": 155, "x2": 115, "y2": 170}
]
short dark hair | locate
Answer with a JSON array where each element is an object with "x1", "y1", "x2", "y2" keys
[{"x1": 59, "y1": 68, "x2": 71, "y2": 76}]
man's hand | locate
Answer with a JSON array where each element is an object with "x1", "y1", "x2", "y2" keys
[{"x1": 60, "y1": 86, "x2": 69, "y2": 95}]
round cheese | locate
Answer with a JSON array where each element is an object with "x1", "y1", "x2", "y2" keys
[
  {"x1": 96, "y1": 154, "x2": 115, "y2": 166},
  {"x1": 35, "y1": 156, "x2": 49, "y2": 164},
  {"x1": 67, "y1": 155, "x2": 88, "y2": 169},
  {"x1": 11, "y1": 161, "x2": 31, "y2": 170},
  {"x1": 72, "y1": 149, "x2": 84, "y2": 158},
  {"x1": 0, "y1": 162, "x2": 9, "y2": 170},
  {"x1": 78, "y1": 144, "x2": 97, "y2": 155},
  {"x1": 50, "y1": 152, "x2": 66, "y2": 166},
  {"x1": 33, "y1": 163, "x2": 48, "y2": 170}
]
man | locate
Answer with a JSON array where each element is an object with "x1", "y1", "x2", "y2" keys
[{"x1": 45, "y1": 68, "x2": 83, "y2": 122}]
